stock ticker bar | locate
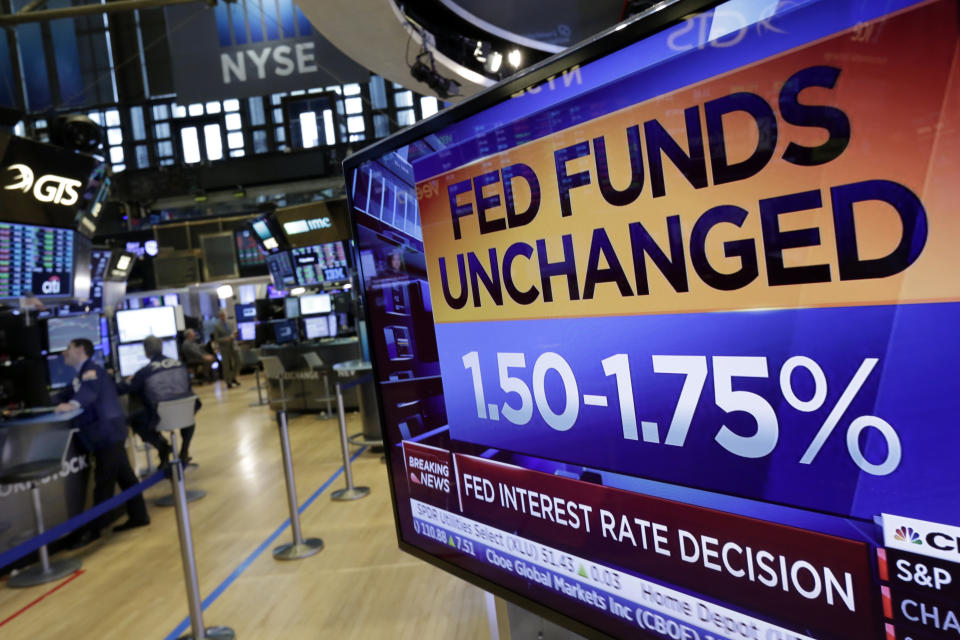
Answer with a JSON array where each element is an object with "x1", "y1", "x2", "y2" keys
[{"x1": 0, "y1": 222, "x2": 74, "y2": 299}]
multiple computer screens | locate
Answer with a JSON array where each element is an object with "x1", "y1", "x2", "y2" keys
[{"x1": 115, "y1": 306, "x2": 177, "y2": 343}]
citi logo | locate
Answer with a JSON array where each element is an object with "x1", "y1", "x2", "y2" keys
[
  {"x1": 4, "y1": 164, "x2": 82, "y2": 206},
  {"x1": 41, "y1": 276, "x2": 62, "y2": 294},
  {"x1": 894, "y1": 527, "x2": 923, "y2": 545}
]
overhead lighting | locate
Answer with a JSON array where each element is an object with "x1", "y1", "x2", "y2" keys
[
  {"x1": 217, "y1": 284, "x2": 234, "y2": 299},
  {"x1": 410, "y1": 50, "x2": 461, "y2": 100},
  {"x1": 507, "y1": 49, "x2": 522, "y2": 68},
  {"x1": 290, "y1": 287, "x2": 306, "y2": 296},
  {"x1": 485, "y1": 51, "x2": 503, "y2": 74}
]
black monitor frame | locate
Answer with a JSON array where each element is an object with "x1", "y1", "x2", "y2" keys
[{"x1": 342, "y1": 1, "x2": 728, "y2": 637}]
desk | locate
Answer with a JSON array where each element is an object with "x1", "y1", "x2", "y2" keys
[
  {"x1": 260, "y1": 338, "x2": 363, "y2": 413},
  {"x1": 0, "y1": 410, "x2": 88, "y2": 571}
]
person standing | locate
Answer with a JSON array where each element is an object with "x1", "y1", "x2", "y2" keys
[
  {"x1": 212, "y1": 309, "x2": 240, "y2": 388},
  {"x1": 54, "y1": 338, "x2": 149, "y2": 547},
  {"x1": 119, "y1": 335, "x2": 200, "y2": 466}
]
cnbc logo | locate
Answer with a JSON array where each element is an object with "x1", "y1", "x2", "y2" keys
[
  {"x1": 214, "y1": 0, "x2": 321, "y2": 85},
  {"x1": 894, "y1": 527, "x2": 922, "y2": 545},
  {"x1": 884, "y1": 514, "x2": 960, "y2": 564}
]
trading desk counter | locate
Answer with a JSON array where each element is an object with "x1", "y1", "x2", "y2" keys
[{"x1": 259, "y1": 338, "x2": 363, "y2": 413}]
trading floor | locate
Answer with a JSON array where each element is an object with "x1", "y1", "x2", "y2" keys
[{"x1": 0, "y1": 375, "x2": 488, "y2": 639}]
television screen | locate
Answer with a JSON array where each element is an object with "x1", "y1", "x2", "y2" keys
[
  {"x1": 0, "y1": 222, "x2": 75, "y2": 301},
  {"x1": 250, "y1": 216, "x2": 286, "y2": 253},
  {"x1": 302, "y1": 314, "x2": 331, "y2": 340},
  {"x1": 299, "y1": 293, "x2": 331, "y2": 316},
  {"x1": 343, "y1": 1, "x2": 960, "y2": 638},
  {"x1": 116, "y1": 339, "x2": 178, "y2": 377},
  {"x1": 235, "y1": 228, "x2": 266, "y2": 266},
  {"x1": 272, "y1": 319, "x2": 298, "y2": 344},
  {"x1": 46, "y1": 314, "x2": 101, "y2": 352},
  {"x1": 290, "y1": 242, "x2": 348, "y2": 286},
  {"x1": 116, "y1": 306, "x2": 177, "y2": 343},
  {"x1": 235, "y1": 303, "x2": 257, "y2": 321},
  {"x1": 237, "y1": 321, "x2": 256, "y2": 341},
  {"x1": 265, "y1": 251, "x2": 297, "y2": 289},
  {"x1": 46, "y1": 348, "x2": 105, "y2": 389}
]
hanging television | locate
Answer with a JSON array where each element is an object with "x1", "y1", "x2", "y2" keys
[{"x1": 342, "y1": 0, "x2": 960, "y2": 638}]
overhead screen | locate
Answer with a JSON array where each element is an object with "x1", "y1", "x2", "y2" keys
[
  {"x1": 0, "y1": 222, "x2": 76, "y2": 301},
  {"x1": 116, "y1": 306, "x2": 178, "y2": 343},
  {"x1": 343, "y1": 1, "x2": 960, "y2": 638}
]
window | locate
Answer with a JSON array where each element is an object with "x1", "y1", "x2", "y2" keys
[
  {"x1": 181, "y1": 127, "x2": 201, "y2": 163},
  {"x1": 204, "y1": 124, "x2": 223, "y2": 160},
  {"x1": 225, "y1": 113, "x2": 242, "y2": 130},
  {"x1": 420, "y1": 96, "x2": 439, "y2": 118}
]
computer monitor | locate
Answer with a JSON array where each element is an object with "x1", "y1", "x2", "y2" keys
[
  {"x1": 46, "y1": 348, "x2": 106, "y2": 389},
  {"x1": 272, "y1": 319, "x2": 298, "y2": 344},
  {"x1": 235, "y1": 303, "x2": 257, "y2": 321},
  {"x1": 299, "y1": 293, "x2": 331, "y2": 316},
  {"x1": 163, "y1": 293, "x2": 180, "y2": 306},
  {"x1": 116, "y1": 306, "x2": 178, "y2": 343},
  {"x1": 284, "y1": 297, "x2": 300, "y2": 319},
  {"x1": 237, "y1": 321, "x2": 256, "y2": 342},
  {"x1": 116, "y1": 339, "x2": 178, "y2": 377},
  {"x1": 46, "y1": 314, "x2": 101, "y2": 353},
  {"x1": 302, "y1": 315, "x2": 331, "y2": 340},
  {"x1": 0, "y1": 222, "x2": 76, "y2": 301}
]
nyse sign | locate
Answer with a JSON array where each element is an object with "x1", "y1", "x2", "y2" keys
[
  {"x1": 164, "y1": 2, "x2": 368, "y2": 103},
  {"x1": 221, "y1": 41, "x2": 319, "y2": 84}
]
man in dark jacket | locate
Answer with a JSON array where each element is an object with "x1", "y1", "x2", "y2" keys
[
  {"x1": 55, "y1": 338, "x2": 149, "y2": 546},
  {"x1": 119, "y1": 335, "x2": 199, "y2": 466}
]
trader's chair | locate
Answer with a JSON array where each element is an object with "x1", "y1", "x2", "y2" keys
[{"x1": 1, "y1": 427, "x2": 82, "y2": 587}]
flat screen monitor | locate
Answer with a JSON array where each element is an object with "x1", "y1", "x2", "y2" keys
[
  {"x1": 302, "y1": 314, "x2": 331, "y2": 340},
  {"x1": 265, "y1": 251, "x2": 296, "y2": 289},
  {"x1": 342, "y1": 1, "x2": 960, "y2": 638},
  {"x1": 272, "y1": 319, "x2": 298, "y2": 344},
  {"x1": 299, "y1": 293, "x2": 331, "y2": 316},
  {"x1": 235, "y1": 228, "x2": 266, "y2": 266},
  {"x1": 46, "y1": 348, "x2": 106, "y2": 389},
  {"x1": 290, "y1": 242, "x2": 348, "y2": 286},
  {"x1": 237, "y1": 321, "x2": 256, "y2": 342},
  {"x1": 116, "y1": 339, "x2": 178, "y2": 377},
  {"x1": 0, "y1": 222, "x2": 75, "y2": 301},
  {"x1": 46, "y1": 314, "x2": 101, "y2": 352},
  {"x1": 163, "y1": 293, "x2": 180, "y2": 306},
  {"x1": 235, "y1": 303, "x2": 257, "y2": 321},
  {"x1": 284, "y1": 297, "x2": 300, "y2": 319},
  {"x1": 116, "y1": 306, "x2": 177, "y2": 343}
]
